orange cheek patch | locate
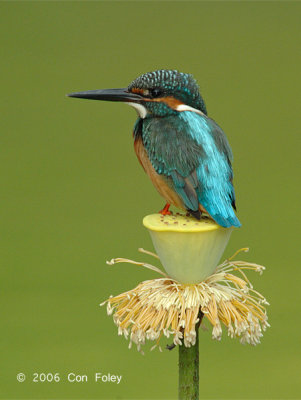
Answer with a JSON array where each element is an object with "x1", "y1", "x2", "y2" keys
[
  {"x1": 148, "y1": 96, "x2": 184, "y2": 110},
  {"x1": 131, "y1": 88, "x2": 144, "y2": 95},
  {"x1": 130, "y1": 91, "x2": 184, "y2": 110}
]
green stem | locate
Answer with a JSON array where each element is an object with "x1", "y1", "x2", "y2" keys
[{"x1": 178, "y1": 312, "x2": 203, "y2": 400}]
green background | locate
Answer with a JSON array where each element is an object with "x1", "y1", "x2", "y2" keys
[{"x1": 1, "y1": 1, "x2": 300, "y2": 399}]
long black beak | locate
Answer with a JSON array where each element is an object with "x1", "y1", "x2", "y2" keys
[{"x1": 67, "y1": 88, "x2": 143, "y2": 103}]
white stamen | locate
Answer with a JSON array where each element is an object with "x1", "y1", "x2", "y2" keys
[
  {"x1": 101, "y1": 247, "x2": 269, "y2": 352},
  {"x1": 127, "y1": 102, "x2": 148, "y2": 119},
  {"x1": 176, "y1": 104, "x2": 205, "y2": 116}
]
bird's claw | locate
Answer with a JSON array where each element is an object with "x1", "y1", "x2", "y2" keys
[{"x1": 159, "y1": 203, "x2": 172, "y2": 216}]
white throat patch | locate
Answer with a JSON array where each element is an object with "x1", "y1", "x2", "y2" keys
[
  {"x1": 126, "y1": 102, "x2": 204, "y2": 119},
  {"x1": 176, "y1": 104, "x2": 205, "y2": 116},
  {"x1": 127, "y1": 102, "x2": 148, "y2": 119}
]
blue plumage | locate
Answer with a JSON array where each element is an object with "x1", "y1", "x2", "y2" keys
[
  {"x1": 68, "y1": 69, "x2": 241, "y2": 228},
  {"x1": 181, "y1": 112, "x2": 240, "y2": 228},
  {"x1": 140, "y1": 110, "x2": 241, "y2": 228}
]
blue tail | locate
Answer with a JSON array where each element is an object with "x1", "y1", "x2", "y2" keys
[
  {"x1": 201, "y1": 194, "x2": 241, "y2": 228},
  {"x1": 212, "y1": 212, "x2": 241, "y2": 228}
]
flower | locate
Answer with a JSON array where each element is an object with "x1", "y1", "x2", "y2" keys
[{"x1": 101, "y1": 214, "x2": 270, "y2": 352}]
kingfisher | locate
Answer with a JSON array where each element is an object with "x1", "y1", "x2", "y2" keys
[{"x1": 68, "y1": 70, "x2": 241, "y2": 228}]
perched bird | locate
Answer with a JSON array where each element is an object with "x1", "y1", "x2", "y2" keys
[{"x1": 68, "y1": 70, "x2": 241, "y2": 228}]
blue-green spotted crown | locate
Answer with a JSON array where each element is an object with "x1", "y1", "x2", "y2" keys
[{"x1": 128, "y1": 70, "x2": 207, "y2": 115}]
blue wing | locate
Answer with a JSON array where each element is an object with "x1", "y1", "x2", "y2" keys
[{"x1": 141, "y1": 111, "x2": 241, "y2": 228}]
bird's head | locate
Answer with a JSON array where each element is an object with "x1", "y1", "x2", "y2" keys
[{"x1": 68, "y1": 69, "x2": 207, "y2": 118}]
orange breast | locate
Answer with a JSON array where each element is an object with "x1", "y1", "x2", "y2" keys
[{"x1": 134, "y1": 137, "x2": 185, "y2": 209}]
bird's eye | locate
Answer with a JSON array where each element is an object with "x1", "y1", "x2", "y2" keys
[{"x1": 150, "y1": 88, "x2": 162, "y2": 98}]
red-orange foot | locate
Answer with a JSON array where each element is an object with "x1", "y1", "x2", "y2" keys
[{"x1": 159, "y1": 203, "x2": 173, "y2": 216}]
